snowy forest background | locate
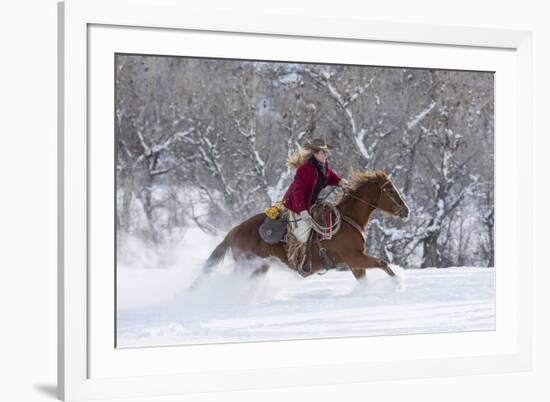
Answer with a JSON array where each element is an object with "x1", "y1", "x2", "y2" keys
[{"x1": 115, "y1": 54, "x2": 494, "y2": 269}]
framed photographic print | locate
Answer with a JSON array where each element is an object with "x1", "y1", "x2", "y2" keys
[{"x1": 58, "y1": 0, "x2": 533, "y2": 400}]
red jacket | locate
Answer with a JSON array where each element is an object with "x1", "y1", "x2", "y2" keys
[{"x1": 283, "y1": 158, "x2": 341, "y2": 213}]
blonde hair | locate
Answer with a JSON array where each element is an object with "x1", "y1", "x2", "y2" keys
[{"x1": 286, "y1": 145, "x2": 315, "y2": 170}]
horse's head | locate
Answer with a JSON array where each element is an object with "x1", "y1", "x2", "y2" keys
[
  {"x1": 344, "y1": 171, "x2": 410, "y2": 220},
  {"x1": 378, "y1": 178, "x2": 410, "y2": 220}
]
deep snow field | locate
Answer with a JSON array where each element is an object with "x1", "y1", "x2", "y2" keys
[{"x1": 116, "y1": 228, "x2": 495, "y2": 348}]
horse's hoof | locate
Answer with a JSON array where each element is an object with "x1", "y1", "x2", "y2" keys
[{"x1": 297, "y1": 268, "x2": 310, "y2": 278}]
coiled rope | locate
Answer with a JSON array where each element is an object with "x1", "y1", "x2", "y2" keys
[
  {"x1": 309, "y1": 204, "x2": 342, "y2": 239},
  {"x1": 308, "y1": 185, "x2": 343, "y2": 239}
]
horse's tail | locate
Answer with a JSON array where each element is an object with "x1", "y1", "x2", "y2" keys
[
  {"x1": 189, "y1": 227, "x2": 237, "y2": 291},
  {"x1": 203, "y1": 226, "x2": 237, "y2": 274}
]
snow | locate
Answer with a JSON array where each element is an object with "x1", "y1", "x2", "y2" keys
[
  {"x1": 268, "y1": 168, "x2": 291, "y2": 203},
  {"x1": 175, "y1": 128, "x2": 194, "y2": 139},
  {"x1": 407, "y1": 102, "x2": 436, "y2": 130},
  {"x1": 355, "y1": 128, "x2": 370, "y2": 160},
  {"x1": 382, "y1": 227, "x2": 406, "y2": 241},
  {"x1": 278, "y1": 72, "x2": 300, "y2": 84},
  {"x1": 116, "y1": 228, "x2": 495, "y2": 348},
  {"x1": 253, "y1": 150, "x2": 265, "y2": 168}
]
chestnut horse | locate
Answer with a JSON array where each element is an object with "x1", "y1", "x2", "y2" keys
[{"x1": 198, "y1": 171, "x2": 409, "y2": 283}]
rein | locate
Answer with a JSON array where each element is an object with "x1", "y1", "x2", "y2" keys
[{"x1": 342, "y1": 189, "x2": 379, "y2": 209}]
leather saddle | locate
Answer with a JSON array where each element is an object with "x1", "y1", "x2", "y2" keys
[
  {"x1": 259, "y1": 215, "x2": 288, "y2": 244},
  {"x1": 258, "y1": 205, "x2": 338, "y2": 275}
]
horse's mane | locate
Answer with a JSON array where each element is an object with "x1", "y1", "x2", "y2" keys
[
  {"x1": 347, "y1": 170, "x2": 389, "y2": 191},
  {"x1": 336, "y1": 170, "x2": 389, "y2": 205}
]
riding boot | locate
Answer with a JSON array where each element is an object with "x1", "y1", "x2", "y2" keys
[
  {"x1": 298, "y1": 244, "x2": 311, "y2": 275},
  {"x1": 298, "y1": 230, "x2": 316, "y2": 276}
]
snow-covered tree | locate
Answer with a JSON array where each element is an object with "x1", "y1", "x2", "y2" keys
[{"x1": 115, "y1": 55, "x2": 494, "y2": 267}]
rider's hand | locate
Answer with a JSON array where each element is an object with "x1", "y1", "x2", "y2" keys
[
  {"x1": 337, "y1": 179, "x2": 350, "y2": 195},
  {"x1": 300, "y1": 210, "x2": 313, "y2": 226}
]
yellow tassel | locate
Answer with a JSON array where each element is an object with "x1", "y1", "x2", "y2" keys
[
  {"x1": 265, "y1": 207, "x2": 279, "y2": 219},
  {"x1": 265, "y1": 201, "x2": 285, "y2": 219}
]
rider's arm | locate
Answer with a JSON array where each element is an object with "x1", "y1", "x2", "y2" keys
[
  {"x1": 293, "y1": 165, "x2": 313, "y2": 212},
  {"x1": 326, "y1": 169, "x2": 342, "y2": 187}
]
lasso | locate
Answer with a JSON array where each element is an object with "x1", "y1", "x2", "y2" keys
[
  {"x1": 309, "y1": 184, "x2": 345, "y2": 239},
  {"x1": 264, "y1": 186, "x2": 345, "y2": 239},
  {"x1": 309, "y1": 203, "x2": 342, "y2": 239}
]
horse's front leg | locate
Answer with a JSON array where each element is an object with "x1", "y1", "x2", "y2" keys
[{"x1": 347, "y1": 252, "x2": 395, "y2": 281}]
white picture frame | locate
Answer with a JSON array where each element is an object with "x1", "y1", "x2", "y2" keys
[{"x1": 58, "y1": 0, "x2": 533, "y2": 400}]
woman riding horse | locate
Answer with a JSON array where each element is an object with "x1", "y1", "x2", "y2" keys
[
  {"x1": 283, "y1": 138, "x2": 344, "y2": 274},
  {"x1": 196, "y1": 141, "x2": 410, "y2": 286}
]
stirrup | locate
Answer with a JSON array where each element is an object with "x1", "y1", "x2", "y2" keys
[{"x1": 319, "y1": 247, "x2": 336, "y2": 270}]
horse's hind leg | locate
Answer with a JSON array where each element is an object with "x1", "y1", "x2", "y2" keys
[{"x1": 250, "y1": 263, "x2": 270, "y2": 278}]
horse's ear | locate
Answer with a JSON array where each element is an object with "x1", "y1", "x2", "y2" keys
[{"x1": 380, "y1": 170, "x2": 390, "y2": 182}]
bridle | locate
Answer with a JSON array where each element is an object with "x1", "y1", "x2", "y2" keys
[
  {"x1": 342, "y1": 180, "x2": 404, "y2": 214},
  {"x1": 380, "y1": 180, "x2": 407, "y2": 212}
]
